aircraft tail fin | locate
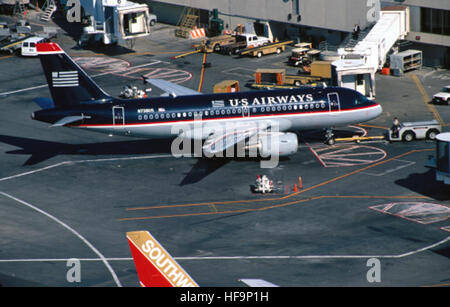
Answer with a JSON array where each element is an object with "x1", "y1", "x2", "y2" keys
[
  {"x1": 32, "y1": 97, "x2": 54, "y2": 110},
  {"x1": 126, "y1": 231, "x2": 199, "y2": 287},
  {"x1": 36, "y1": 42, "x2": 111, "y2": 108}
]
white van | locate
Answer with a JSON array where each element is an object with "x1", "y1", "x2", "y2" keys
[{"x1": 21, "y1": 37, "x2": 47, "y2": 56}]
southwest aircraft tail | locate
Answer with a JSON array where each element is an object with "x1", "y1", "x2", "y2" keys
[
  {"x1": 36, "y1": 42, "x2": 111, "y2": 108},
  {"x1": 126, "y1": 231, "x2": 199, "y2": 287}
]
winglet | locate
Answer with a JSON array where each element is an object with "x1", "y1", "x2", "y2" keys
[{"x1": 126, "y1": 231, "x2": 199, "y2": 287}]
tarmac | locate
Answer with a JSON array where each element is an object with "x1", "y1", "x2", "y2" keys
[{"x1": 0, "y1": 11, "x2": 449, "y2": 287}]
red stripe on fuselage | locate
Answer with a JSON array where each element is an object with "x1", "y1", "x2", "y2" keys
[{"x1": 73, "y1": 104, "x2": 380, "y2": 128}]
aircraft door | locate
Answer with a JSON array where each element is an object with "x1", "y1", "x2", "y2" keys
[
  {"x1": 327, "y1": 92, "x2": 341, "y2": 112},
  {"x1": 113, "y1": 106, "x2": 125, "y2": 125},
  {"x1": 242, "y1": 106, "x2": 250, "y2": 118}
]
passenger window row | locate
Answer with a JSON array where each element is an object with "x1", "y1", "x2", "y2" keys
[{"x1": 136, "y1": 103, "x2": 327, "y2": 121}]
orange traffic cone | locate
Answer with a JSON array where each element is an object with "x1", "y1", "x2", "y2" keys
[
  {"x1": 293, "y1": 184, "x2": 298, "y2": 193},
  {"x1": 298, "y1": 177, "x2": 302, "y2": 189}
]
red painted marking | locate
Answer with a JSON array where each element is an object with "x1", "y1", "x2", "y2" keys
[
  {"x1": 127, "y1": 238, "x2": 174, "y2": 287},
  {"x1": 36, "y1": 42, "x2": 63, "y2": 53}
]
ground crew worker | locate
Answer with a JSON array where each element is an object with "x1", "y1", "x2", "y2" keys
[{"x1": 392, "y1": 117, "x2": 400, "y2": 138}]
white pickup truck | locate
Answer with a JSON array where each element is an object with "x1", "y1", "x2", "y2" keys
[
  {"x1": 432, "y1": 85, "x2": 450, "y2": 105},
  {"x1": 220, "y1": 33, "x2": 271, "y2": 55},
  {"x1": 388, "y1": 120, "x2": 442, "y2": 142}
]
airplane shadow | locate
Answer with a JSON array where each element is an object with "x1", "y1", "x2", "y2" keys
[
  {"x1": 395, "y1": 169, "x2": 450, "y2": 201},
  {"x1": 0, "y1": 135, "x2": 285, "y2": 185},
  {"x1": 180, "y1": 158, "x2": 231, "y2": 186},
  {"x1": 0, "y1": 134, "x2": 173, "y2": 166}
]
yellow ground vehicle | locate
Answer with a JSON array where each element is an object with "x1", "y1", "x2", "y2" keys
[
  {"x1": 253, "y1": 68, "x2": 321, "y2": 88},
  {"x1": 194, "y1": 35, "x2": 236, "y2": 53},
  {"x1": 239, "y1": 40, "x2": 293, "y2": 58}
]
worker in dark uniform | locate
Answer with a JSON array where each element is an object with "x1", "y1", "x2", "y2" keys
[{"x1": 392, "y1": 117, "x2": 400, "y2": 138}]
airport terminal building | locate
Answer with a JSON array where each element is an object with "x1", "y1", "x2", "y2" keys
[{"x1": 147, "y1": 0, "x2": 450, "y2": 67}]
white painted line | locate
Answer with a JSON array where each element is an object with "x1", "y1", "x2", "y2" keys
[
  {"x1": 0, "y1": 154, "x2": 174, "y2": 182},
  {"x1": 0, "y1": 192, "x2": 122, "y2": 287},
  {"x1": 0, "y1": 61, "x2": 163, "y2": 97},
  {"x1": 0, "y1": 84, "x2": 48, "y2": 96},
  {"x1": 362, "y1": 159, "x2": 416, "y2": 177},
  {"x1": 0, "y1": 162, "x2": 68, "y2": 182},
  {"x1": 222, "y1": 67, "x2": 255, "y2": 78},
  {"x1": 0, "y1": 235, "x2": 448, "y2": 263}
]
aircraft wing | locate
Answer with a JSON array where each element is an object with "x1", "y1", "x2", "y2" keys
[
  {"x1": 202, "y1": 122, "x2": 270, "y2": 157},
  {"x1": 142, "y1": 77, "x2": 202, "y2": 96}
]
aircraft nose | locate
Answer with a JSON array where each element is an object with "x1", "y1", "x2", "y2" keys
[{"x1": 375, "y1": 103, "x2": 383, "y2": 117}]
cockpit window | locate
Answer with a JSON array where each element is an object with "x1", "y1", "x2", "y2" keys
[{"x1": 354, "y1": 94, "x2": 370, "y2": 105}]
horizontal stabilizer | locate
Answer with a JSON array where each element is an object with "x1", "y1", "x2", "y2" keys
[
  {"x1": 51, "y1": 115, "x2": 89, "y2": 127},
  {"x1": 33, "y1": 97, "x2": 54, "y2": 110},
  {"x1": 142, "y1": 77, "x2": 202, "y2": 96}
]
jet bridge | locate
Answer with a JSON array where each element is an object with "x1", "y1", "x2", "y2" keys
[
  {"x1": 60, "y1": 0, "x2": 151, "y2": 46},
  {"x1": 332, "y1": 6, "x2": 410, "y2": 98}
]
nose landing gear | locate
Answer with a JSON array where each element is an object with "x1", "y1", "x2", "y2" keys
[{"x1": 325, "y1": 128, "x2": 335, "y2": 145}]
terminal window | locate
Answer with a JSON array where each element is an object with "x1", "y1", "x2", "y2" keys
[{"x1": 420, "y1": 8, "x2": 450, "y2": 36}]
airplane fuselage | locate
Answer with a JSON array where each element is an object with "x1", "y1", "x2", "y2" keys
[{"x1": 33, "y1": 86, "x2": 382, "y2": 139}]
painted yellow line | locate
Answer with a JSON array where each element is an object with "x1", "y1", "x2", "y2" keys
[
  {"x1": 423, "y1": 283, "x2": 450, "y2": 287},
  {"x1": 0, "y1": 55, "x2": 15, "y2": 60},
  {"x1": 411, "y1": 74, "x2": 445, "y2": 126},
  {"x1": 119, "y1": 195, "x2": 431, "y2": 221},
  {"x1": 120, "y1": 149, "x2": 433, "y2": 220},
  {"x1": 335, "y1": 136, "x2": 385, "y2": 142},
  {"x1": 172, "y1": 50, "x2": 201, "y2": 59},
  {"x1": 197, "y1": 52, "x2": 207, "y2": 92}
]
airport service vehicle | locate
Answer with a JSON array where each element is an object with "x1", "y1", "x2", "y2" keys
[
  {"x1": 21, "y1": 36, "x2": 47, "y2": 56},
  {"x1": 127, "y1": 230, "x2": 278, "y2": 287},
  {"x1": 149, "y1": 14, "x2": 157, "y2": 26},
  {"x1": 254, "y1": 175, "x2": 274, "y2": 193},
  {"x1": 220, "y1": 33, "x2": 271, "y2": 55},
  {"x1": 252, "y1": 68, "x2": 322, "y2": 88},
  {"x1": 194, "y1": 34, "x2": 236, "y2": 53},
  {"x1": 239, "y1": 40, "x2": 293, "y2": 58},
  {"x1": 432, "y1": 86, "x2": 450, "y2": 105},
  {"x1": 31, "y1": 42, "x2": 382, "y2": 158},
  {"x1": 288, "y1": 43, "x2": 321, "y2": 67},
  {"x1": 388, "y1": 120, "x2": 442, "y2": 142}
]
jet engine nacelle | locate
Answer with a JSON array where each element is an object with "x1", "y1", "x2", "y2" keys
[{"x1": 252, "y1": 132, "x2": 298, "y2": 157}]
